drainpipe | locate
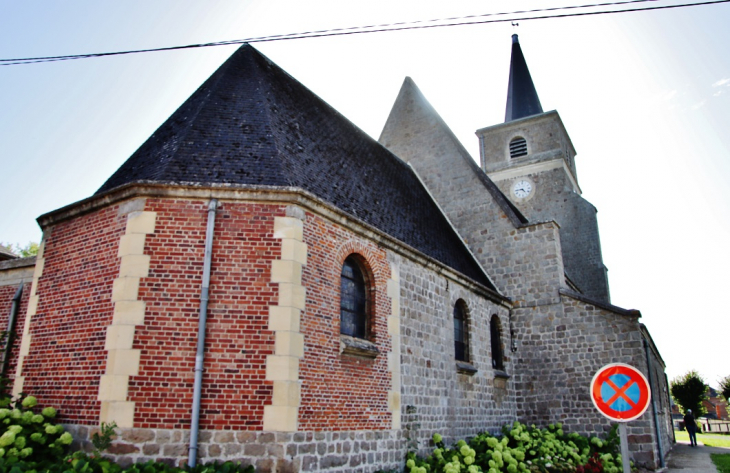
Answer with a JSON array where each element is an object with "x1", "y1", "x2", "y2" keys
[
  {"x1": 188, "y1": 199, "x2": 218, "y2": 468},
  {"x1": 0, "y1": 284, "x2": 23, "y2": 377},
  {"x1": 643, "y1": 338, "x2": 665, "y2": 468}
]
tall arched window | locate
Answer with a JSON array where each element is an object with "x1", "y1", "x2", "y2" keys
[
  {"x1": 490, "y1": 315, "x2": 504, "y2": 370},
  {"x1": 340, "y1": 255, "x2": 368, "y2": 339},
  {"x1": 509, "y1": 137, "x2": 528, "y2": 158},
  {"x1": 453, "y1": 301, "x2": 469, "y2": 362}
]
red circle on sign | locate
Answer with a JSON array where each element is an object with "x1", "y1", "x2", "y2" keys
[{"x1": 590, "y1": 363, "x2": 651, "y2": 422}]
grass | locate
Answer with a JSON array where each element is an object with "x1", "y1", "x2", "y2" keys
[
  {"x1": 711, "y1": 453, "x2": 730, "y2": 473},
  {"x1": 675, "y1": 430, "x2": 730, "y2": 448}
]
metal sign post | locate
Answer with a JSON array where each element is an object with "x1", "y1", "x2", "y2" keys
[{"x1": 590, "y1": 363, "x2": 652, "y2": 473}]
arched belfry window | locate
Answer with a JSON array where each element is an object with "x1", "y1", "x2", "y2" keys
[
  {"x1": 453, "y1": 301, "x2": 469, "y2": 362},
  {"x1": 509, "y1": 137, "x2": 528, "y2": 159},
  {"x1": 340, "y1": 255, "x2": 368, "y2": 339},
  {"x1": 490, "y1": 315, "x2": 504, "y2": 370}
]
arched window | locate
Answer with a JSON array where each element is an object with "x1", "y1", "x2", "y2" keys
[
  {"x1": 509, "y1": 137, "x2": 528, "y2": 158},
  {"x1": 490, "y1": 315, "x2": 504, "y2": 370},
  {"x1": 453, "y1": 301, "x2": 469, "y2": 362},
  {"x1": 340, "y1": 255, "x2": 368, "y2": 339}
]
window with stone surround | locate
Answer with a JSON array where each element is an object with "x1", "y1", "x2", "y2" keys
[
  {"x1": 340, "y1": 255, "x2": 369, "y2": 339},
  {"x1": 490, "y1": 315, "x2": 504, "y2": 370},
  {"x1": 453, "y1": 300, "x2": 469, "y2": 362}
]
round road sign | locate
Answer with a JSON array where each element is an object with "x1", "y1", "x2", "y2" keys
[{"x1": 590, "y1": 363, "x2": 651, "y2": 422}]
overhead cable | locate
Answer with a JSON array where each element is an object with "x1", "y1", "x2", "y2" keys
[{"x1": 2, "y1": 0, "x2": 729, "y2": 66}]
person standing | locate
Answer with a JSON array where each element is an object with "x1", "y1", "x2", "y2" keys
[{"x1": 684, "y1": 409, "x2": 698, "y2": 447}]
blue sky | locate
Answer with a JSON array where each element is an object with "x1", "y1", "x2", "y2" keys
[{"x1": 1, "y1": 0, "x2": 729, "y2": 387}]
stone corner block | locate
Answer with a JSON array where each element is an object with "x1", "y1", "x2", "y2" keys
[
  {"x1": 263, "y1": 405, "x2": 298, "y2": 432},
  {"x1": 266, "y1": 355, "x2": 300, "y2": 382},
  {"x1": 119, "y1": 254, "x2": 151, "y2": 278},
  {"x1": 98, "y1": 374, "x2": 130, "y2": 401},
  {"x1": 118, "y1": 233, "x2": 147, "y2": 257},
  {"x1": 281, "y1": 239, "x2": 307, "y2": 265},
  {"x1": 105, "y1": 325, "x2": 136, "y2": 351},
  {"x1": 273, "y1": 217, "x2": 303, "y2": 241},
  {"x1": 275, "y1": 331, "x2": 304, "y2": 358},
  {"x1": 277, "y1": 283, "x2": 306, "y2": 310},
  {"x1": 106, "y1": 349, "x2": 141, "y2": 376},
  {"x1": 112, "y1": 277, "x2": 140, "y2": 303},
  {"x1": 270, "y1": 260, "x2": 303, "y2": 284},
  {"x1": 268, "y1": 306, "x2": 301, "y2": 332},
  {"x1": 100, "y1": 401, "x2": 135, "y2": 428},
  {"x1": 126, "y1": 211, "x2": 157, "y2": 235}
]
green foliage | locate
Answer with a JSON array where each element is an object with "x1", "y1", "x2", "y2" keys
[
  {"x1": 405, "y1": 422, "x2": 625, "y2": 473},
  {"x1": 670, "y1": 370, "x2": 707, "y2": 416},
  {"x1": 719, "y1": 376, "x2": 730, "y2": 403},
  {"x1": 91, "y1": 421, "x2": 117, "y2": 454},
  {"x1": 0, "y1": 243, "x2": 39, "y2": 258},
  {"x1": 0, "y1": 395, "x2": 72, "y2": 466},
  {"x1": 711, "y1": 453, "x2": 730, "y2": 473}
]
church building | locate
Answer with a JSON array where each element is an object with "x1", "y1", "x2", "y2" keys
[{"x1": 0, "y1": 36, "x2": 672, "y2": 471}]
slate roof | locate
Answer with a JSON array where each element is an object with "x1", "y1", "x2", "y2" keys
[
  {"x1": 97, "y1": 44, "x2": 495, "y2": 290},
  {"x1": 505, "y1": 34, "x2": 543, "y2": 122}
]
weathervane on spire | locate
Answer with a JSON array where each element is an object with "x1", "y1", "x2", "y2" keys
[{"x1": 511, "y1": 21, "x2": 519, "y2": 28}]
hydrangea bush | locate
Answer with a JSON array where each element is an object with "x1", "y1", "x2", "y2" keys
[
  {"x1": 0, "y1": 395, "x2": 72, "y2": 465},
  {"x1": 405, "y1": 422, "x2": 628, "y2": 473}
]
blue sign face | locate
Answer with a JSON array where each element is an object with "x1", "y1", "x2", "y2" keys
[{"x1": 600, "y1": 374, "x2": 641, "y2": 412}]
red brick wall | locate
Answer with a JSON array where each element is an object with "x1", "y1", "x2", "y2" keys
[
  {"x1": 21, "y1": 206, "x2": 125, "y2": 424},
  {"x1": 298, "y1": 212, "x2": 392, "y2": 431},
  {"x1": 130, "y1": 199, "x2": 282, "y2": 430},
  {"x1": 0, "y1": 282, "x2": 31, "y2": 384}
]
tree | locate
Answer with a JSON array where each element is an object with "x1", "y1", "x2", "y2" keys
[
  {"x1": 719, "y1": 375, "x2": 730, "y2": 403},
  {"x1": 0, "y1": 242, "x2": 39, "y2": 258},
  {"x1": 670, "y1": 370, "x2": 707, "y2": 416}
]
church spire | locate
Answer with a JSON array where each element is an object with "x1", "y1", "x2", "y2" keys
[{"x1": 504, "y1": 34, "x2": 543, "y2": 122}]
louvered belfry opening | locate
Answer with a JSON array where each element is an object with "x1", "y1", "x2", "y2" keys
[{"x1": 509, "y1": 137, "x2": 528, "y2": 158}]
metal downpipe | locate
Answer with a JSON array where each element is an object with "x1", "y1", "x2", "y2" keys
[
  {"x1": 643, "y1": 339, "x2": 665, "y2": 468},
  {"x1": 0, "y1": 284, "x2": 23, "y2": 377},
  {"x1": 188, "y1": 199, "x2": 218, "y2": 468}
]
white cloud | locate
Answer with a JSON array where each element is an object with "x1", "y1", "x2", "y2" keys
[
  {"x1": 712, "y1": 78, "x2": 730, "y2": 87},
  {"x1": 691, "y1": 100, "x2": 707, "y2": 110}
]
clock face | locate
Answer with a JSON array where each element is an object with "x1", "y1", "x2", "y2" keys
[{"x1": 513, "y1": 179, "x2": 533, "y2": 199}]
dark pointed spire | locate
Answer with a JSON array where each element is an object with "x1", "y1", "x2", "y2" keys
[{"x1": 505, "y1": 34, "x2": 543, "y2": 122}]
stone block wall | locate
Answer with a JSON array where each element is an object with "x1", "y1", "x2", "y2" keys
[
  {"x1": 492, "y1": 166, "x2": 610, "y2": 303},
  {"x1": 66, "y1": 425, "x2": 405, "y2": 473},
  {"x1": 511, "y1": 292, "x2": 662, "y2": 468},
  {"x1": 396, "y1": 253, "x2": 516, "y2": 453}
]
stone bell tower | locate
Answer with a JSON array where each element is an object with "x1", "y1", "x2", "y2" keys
[{"x1": 477, "y1": 34, "x2": 610, "y2": 303}]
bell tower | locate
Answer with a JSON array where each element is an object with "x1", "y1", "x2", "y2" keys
[{"x1": 477, "y1": 35, "x2": 610, "y2": 303}]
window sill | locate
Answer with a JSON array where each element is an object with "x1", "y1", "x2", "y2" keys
[
  {"x1": 456, "y1": 361, "x2": 478, "y2": 375},
  {"x1": 494, "y1": 369, "x2": 510, "y2": 379},
  {"x1": 340, "y1": 334, "x2": 379, "y2": 359}
]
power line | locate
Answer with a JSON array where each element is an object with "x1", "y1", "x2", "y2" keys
[{"x1": 2, "y1": 0, "x2": 728, "y2": 66}]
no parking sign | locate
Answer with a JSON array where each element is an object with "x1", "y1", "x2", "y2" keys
[{"x1": 590, "y1": 363, "x2": 651, "y2": 422}]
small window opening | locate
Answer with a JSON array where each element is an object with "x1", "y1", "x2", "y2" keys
[
  {"x1": 509, "y1": 137, "x2": 528, "y2": 158},
  {"x1": 490, "y1": 315, "x2": 504, "y2": 370},
  {"x1": 340, "y1": 256, "x2": 368, "y2": 339},
  {"x1": 454, "y1": 301, "x2": 469, "y2": 362}
]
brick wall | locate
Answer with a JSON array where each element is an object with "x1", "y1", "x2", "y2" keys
[
  {"x1": 0, "y1": 277, "x2": 32, "y2": 383},
  {"x1": 131, "y1": 198, "x2": 282, "y2": 430},
  {"x1": 298, "y1": 212, "x2": 393, "y2": 431},
  {"x1": 18, "y1": 206, "x2": 125, "y2": 423}
]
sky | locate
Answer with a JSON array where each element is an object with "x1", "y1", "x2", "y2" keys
[{"x1": 1, "y1": 1, "x2": 729, "y2": 389}]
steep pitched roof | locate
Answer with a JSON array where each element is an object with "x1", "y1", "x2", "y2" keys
[
  {"x1": 97, "y1": 44, "x2": 494, "y2": 289},
  {"x1": 505, "y1": 34, "x2": 543, "y2": 122},
  {"x1": 379, "y1": 77, "x2": 527, "y2": 228}
]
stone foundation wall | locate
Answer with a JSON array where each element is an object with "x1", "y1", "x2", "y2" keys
[{"x1": 66, "y1": 425, "x2": 405, "y2": 473}]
